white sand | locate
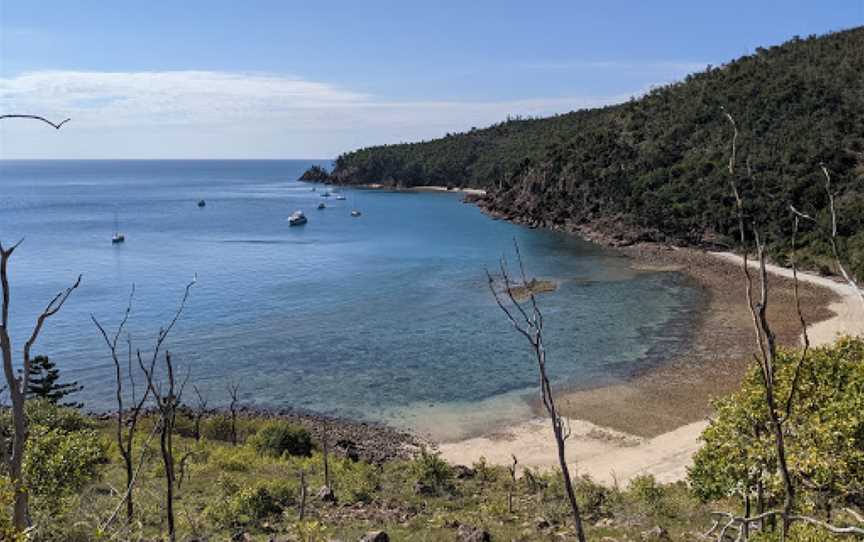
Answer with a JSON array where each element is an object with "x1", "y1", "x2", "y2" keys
[{"x1": 439, "y1": 252, "x2": 863, "y2": 485}]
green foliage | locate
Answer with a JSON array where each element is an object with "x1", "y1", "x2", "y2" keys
[
  {"x1": 204, "y1": 474, "x2": 297, "y2": 528},
  {"x1": 26, "y1": 355, "x2": 84, "y2": 408},
  {"x1": 249, "y1": 420, "x2": 313, "y2": 458},
  {"x1": 0, "y1": 478, "x2": 25, "y2": 542},
  {"x1": 200, "y1": 413, "x2": 235, "y2": 442},
  {"x1": 409, "y1": 447, "x2": 452, "y2": 494},
  {"x1": 689, "y1": 337, "x2": 864, "y2": 512},
  {"x1": 298, "y1": 164, "x2": 330, "y2": 182},
  {"x1": 325, "y1": 28, "x2": 864, "y2": 279},
  {"x1": 20, "y1": 403, "x2": 107, "y2": 514},
  {"x1": 574, "y1": 475, "x2": 617, "y2": 520}
]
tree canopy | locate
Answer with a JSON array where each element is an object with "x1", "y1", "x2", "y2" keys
[{"x1": 308, "y1": 27, "x2": 864, "y2": 278}]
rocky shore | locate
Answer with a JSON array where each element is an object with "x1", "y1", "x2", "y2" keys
[{"x1": 94, "y1": 406, "x2": 425, "y2": 464}]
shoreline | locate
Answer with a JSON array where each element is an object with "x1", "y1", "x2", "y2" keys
[
  {"x1": 438, "y1": 245, "x2": 863, "y2": 484},
  {"x1": 320, "y1": 180, "x2": 487, "y2": 196}
]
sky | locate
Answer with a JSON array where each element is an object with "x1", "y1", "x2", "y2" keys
[{"x1": 1, "y1": 1, "x2": 862, "y2": 159}]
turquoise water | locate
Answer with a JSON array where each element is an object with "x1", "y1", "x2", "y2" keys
[{"x1": 0, "y1": 160, "x2": 700, "y2": 439}]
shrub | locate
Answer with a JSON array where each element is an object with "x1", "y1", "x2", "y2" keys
[
  {"x1": 25, "y1": 425, "x2": 107, "y2": 514},
  {"x1": 689, "y1": 337, "x2": 864, "y2": 510},
  {"x1": 574, "y1": 474, "x2": 616, "y2": 520},
  {"x1": 0, "y1": 478, "x2": 25, "y2": 542},
  {"x1": 410, "y1": 447, "x2": 452, "y2": 494},
  {"x1": 249, "y1": 421, "x2": 313, "y2": 458},
  {"x1": 200, "y1": 414, "x2": 235, "y2": 442},
  {"x1": 204, "y1": 476, "x2": 297, "y2": 528}
]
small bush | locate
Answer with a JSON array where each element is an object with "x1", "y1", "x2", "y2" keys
[
  {"x1": 204, "y1": 476, "x2": 297, "y2": 528},
  {"x1": 25, "y1": 425, "x2": 107, "y2": 514},
  {"x1": 574, "y1": 475, "x2": 616, "y2": 520},
  {"x1": 250, "y1": 421, "x2": 313, "y2": 458},
  {"x1": 410, "y1": 447, "x2": 452, "y2": 494},
  {"x1": 201, "y1": 414, "x2": 235, "y2": 442}
]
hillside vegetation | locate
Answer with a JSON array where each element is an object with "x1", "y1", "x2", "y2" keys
[
  {"x1": 312, "y1": 28, "x2": 864, "y2": 278},
  {"x1": 4, "y1": 337, "x2": 863, "y2": 540}
]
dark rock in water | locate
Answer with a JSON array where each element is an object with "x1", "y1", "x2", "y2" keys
[
  {"x1": 457, "y1": 524, "x2": 491, "y2": 542},
  {"x1": 197, "y1": 199, "x2": 206, "y2": 207},
  {"x1": 299, "y1": 165, "x2": 330, "y2": 182},
  {"x1": 317, "y1": 485, "x2": 337, "y2": 503},
  {"x1": 360, "y1": 530, "x2": 389, "y2": 542}
]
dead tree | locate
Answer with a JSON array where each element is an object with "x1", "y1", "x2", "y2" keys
[
  {"x1": 508, "y1": 454, "x2": 518, "y2": 514},
  {"x1": 716, "y1": 109, "x2": 863, "y2": 540},
  {"x1": 191, "y1": 385, "x2": 208, "y2": 441},
  {"x1": 140, "y1": 351, "x2": 189, "y2": 542},
  {"x1": 0, "y1": 240, "x2": 80, "y2": 530},
  {"x1": 135, "y1": 278, "x2": 195, "y2": 542},
  {"x1": 487, "y1": 242, "x2": 586, "y2": 542},
  {"x1": 227, "y1": 381, "x2": 240, "y2": 445},
  {"x1": 322, "y1": 419, "x2": 331, "y2": 489},
  {"x1": 91, "y1": 285, "x2": 153, "y2": 526}
]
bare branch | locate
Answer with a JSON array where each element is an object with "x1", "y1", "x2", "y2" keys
[{"x1": 0, "y1": 114, "x2": 70, "y2": 130}]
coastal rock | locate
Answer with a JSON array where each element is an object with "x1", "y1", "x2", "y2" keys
[
  {"x1": 298, "y1": 165, "x2": 330, "y2": 182},
  {"x1": 453, "y1": 465, "x2": 476, "y2": 479},
  {"x1": 457, "y1": 524, "x2": 491, "y2": 542},
  {"x1": 359, "y1": 531, "x2": 389, "y2": 542}
]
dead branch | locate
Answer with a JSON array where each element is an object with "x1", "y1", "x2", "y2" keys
[
  {"x1": 0, "y1": 114, "x2": 70, "y2": 130},
  {"x1": 790, "y1": 165, "x2": 864, "y2": 306},
  {"x1": 487, "y1": 239, "x2": 586, "y2": 542},
  {"x1": 191, "y1": 385, "x2": 208, "y2": 441},
  {"x1": 92, "y1": 284, "x2": 147, "y2": 525},
  {"x1": 134, "y1": 277, "x2": 195, "y2": 542},
  {"x1": 227, "y1": 381, "x2": 240, "y2": 445}
]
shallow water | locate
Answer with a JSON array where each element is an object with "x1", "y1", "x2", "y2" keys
[{"x1": 0, "y1": 160, "x2": 700, "y2": 439}]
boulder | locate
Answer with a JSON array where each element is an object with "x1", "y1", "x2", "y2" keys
[
  {"x1": 359, "y1": 531, "x2": 389, "y2": 542},
  {"x1": 457, "y1": 524, "x2": 491, "y2": 542}
]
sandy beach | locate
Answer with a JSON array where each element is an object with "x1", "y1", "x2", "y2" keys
[
  {"x1": 439, "y1": 248, "x2": 864, "y2": 484},
  {"x1": 357, "y1": 183, "x2": 487, "y2": 196}
]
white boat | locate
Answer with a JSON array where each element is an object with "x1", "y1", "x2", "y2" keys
[
  {"x1": 335, "y1": 194, "x2": 346, "y2": 200},
  {"x1": 351, "y1": 209, "x2": 362, "y2": 217},
  {"x1": 112, "y1": 212, "x2": 125, "y2": 243},
  {"x1": 288, "y1": 210, "x2": 308, "y2": 226}
]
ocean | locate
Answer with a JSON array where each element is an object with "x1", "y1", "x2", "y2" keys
[{"x1": 0, "y1": 160, "x2": 700, "y2": 440}]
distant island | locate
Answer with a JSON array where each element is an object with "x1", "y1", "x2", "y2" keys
[{"x1": 302, "y1": 27, "x2": 864, "y2": 281}]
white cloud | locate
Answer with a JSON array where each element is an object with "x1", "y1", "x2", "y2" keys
[{"x1": 0, "y1": 70, "x2": 635, "y2": 158}]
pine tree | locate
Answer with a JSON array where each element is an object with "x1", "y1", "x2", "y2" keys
[{"x1": 26, "y1": 355, "x2": 83, "y2": 408}]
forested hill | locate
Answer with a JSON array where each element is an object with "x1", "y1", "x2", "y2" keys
[{"x1": 307, "y1": 28, "x2": 864, "y2": 277}]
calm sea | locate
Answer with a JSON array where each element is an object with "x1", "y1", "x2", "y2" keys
[{"x1": 0, "y1": 160, "x2": 700, "y2": 439}]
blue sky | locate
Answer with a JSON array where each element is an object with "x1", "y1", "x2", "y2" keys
[{"x1": 1, "y1": 1, "x2": 862, "y2": 158}]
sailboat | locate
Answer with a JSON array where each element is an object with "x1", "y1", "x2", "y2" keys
[{"x1": 111, "y1": 212, "x2": 125, "y2": 244}]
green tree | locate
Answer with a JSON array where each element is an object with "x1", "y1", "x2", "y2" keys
[
  {"x1": 26, "y1": 355, "x2": 83, "y2": 408},
  {"x1": 689, "y1": 337, "x2": 864, "y2": 514}
]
